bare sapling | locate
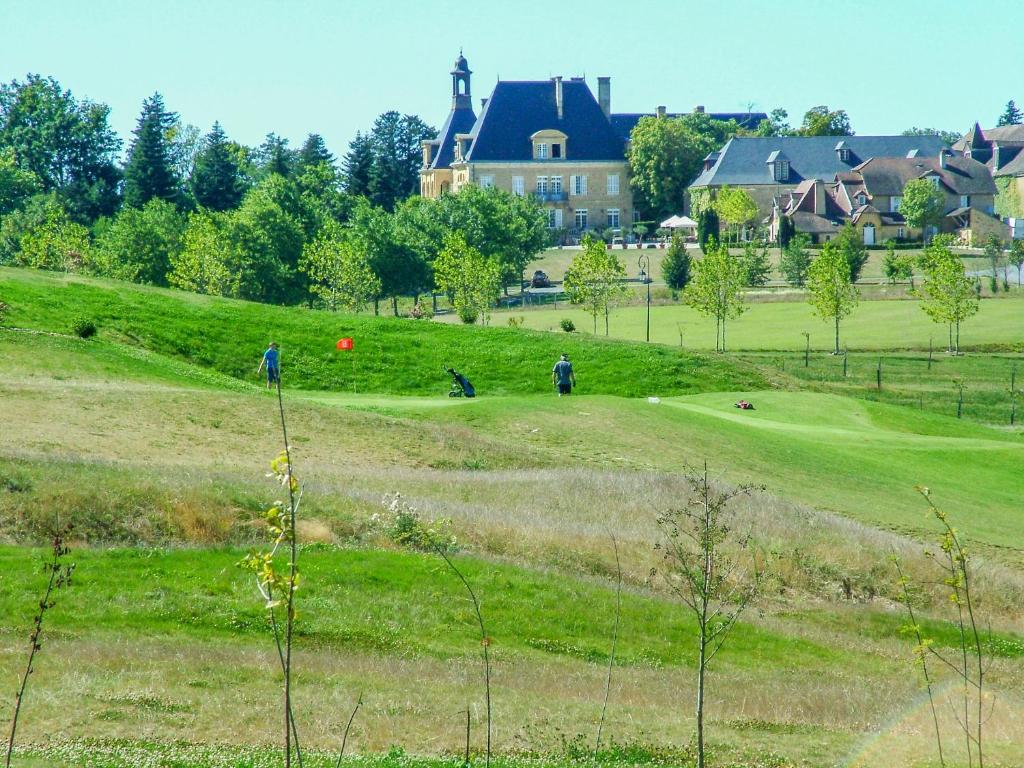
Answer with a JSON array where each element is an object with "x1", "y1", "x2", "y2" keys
[
  {"x1": 595, "y1": 533, "x2": 622, "y2": 754},
  {"x1": 334, "y1": 692, "x2": 363, "y2": 768},
  {"x1": 238, "y1": 380, "x2": 304, "y2": 768},
  {"x1": 654, "y1": 465, "x2": 764, "y2": 768},
  {"x1": 385, "y1": 494, "x2": 492, "y2": 768},
  {"x1": 5, "y1": 524, "x2": 75, "y2": 768},
  {"x1": 904, "y1": 487, "x2": 991, "y2": 768},
  {"x1": 892, "y1": 553, "x2": 944, "y2": 767}
]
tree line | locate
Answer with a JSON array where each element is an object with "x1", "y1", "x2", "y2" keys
[{"x1": 0, "y1": 74, "x2": 548, "y2": 314}]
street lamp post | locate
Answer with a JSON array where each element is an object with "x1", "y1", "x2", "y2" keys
[{"x1": 638, "y1": 253, "x2": 651, "y2": 342}]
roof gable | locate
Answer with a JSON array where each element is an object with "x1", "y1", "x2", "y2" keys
[
  {"x1": 429, "y1": 104, "x2": 478, "y2": 169},
  {"x1": 465, "y1": 80, "x2": 625, "y2": 163},
  {"x1": 690, "y1": 135, "x2": 949, "y2": 189}
]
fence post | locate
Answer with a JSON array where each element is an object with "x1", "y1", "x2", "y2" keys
[
  {"x1": 928, "y1": 337, "x2": 933, "y2": 371},
  {"x1": 803, "y1": 332, "x2": 810, "y2": 368},
  {"x1": 843, "y1": 347, "x2": 848, "y2": 378},
  {"x1": 876, "y1": 358, "x2": 882, "y2": 390},
  {"x1": 1012, "y1": 367, "x2": 1018, "y2": 426}
]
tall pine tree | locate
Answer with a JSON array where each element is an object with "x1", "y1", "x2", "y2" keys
[
  {"x1": 342, "y1": 132, "x2": 374, "y2": 197},
  {"x1": 297, "y1": 133, "x2": 335, "y2": 171},
  {"x1": 366, "y1": 112, "x2": 436, "y2": 211},
  {"x1": 191, "y1": 122, "x2": 248, "y2": 211},
  {"x1": 123, "y1": 93, "x2": 180, "y2": 209},
  {"x1": 997, "y1": 100, "x2": 1023, "y2": 127},
  {"x1": 255, "y1": 133, "x2": 295, "y2": 179}
]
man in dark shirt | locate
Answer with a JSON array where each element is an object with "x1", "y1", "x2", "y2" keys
[{"x1": 551, "y1": 353, "x2": 576, "y2": 396}]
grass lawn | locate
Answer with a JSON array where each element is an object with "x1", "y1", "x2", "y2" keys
[
  {"x1": 488, "y1": 293, "x2": 1024, "y2": 351},
  {"x1": 4, "y1": 267, "x2": 1024, "y2": 767},
  {"x1": 0, "y1": 267, "x2": 765, "y2": 397}
]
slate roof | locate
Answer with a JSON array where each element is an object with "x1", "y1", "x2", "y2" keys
[
  {"x1": 690, "y1": 135, "x2": 948, "y2": 188},
  {"x1": 463, "y1": 80, "x2": 625, "y2": 162},
  {"x1": 995, "y1": 150, "x2": 1024, "y2": 177},
  {"x1": 853, "y1": 155, "x2": 996, "y2": 196},
  {"x1": 428, "y1": 104, "x2": 478, "y2": 170},
  {"x1": 610, "y1": 111, "x2": 766, "y2": 142}
]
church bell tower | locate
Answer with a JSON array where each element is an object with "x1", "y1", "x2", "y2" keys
[{"x1": 451, "y1": 50, "x2": 472, "y2": 110}]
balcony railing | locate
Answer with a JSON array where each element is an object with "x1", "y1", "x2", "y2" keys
[{"x1": 533, "y1": 191, "x2": 567, "y2": 202}]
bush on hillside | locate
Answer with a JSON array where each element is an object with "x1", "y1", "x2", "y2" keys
[
  {"x1": 71, "y1": 318, "x2": 97, "y2": 339},
  {"x1": 560, "y1": 318, "x2": 576, "y2": 333}
]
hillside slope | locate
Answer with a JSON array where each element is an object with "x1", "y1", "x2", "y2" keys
[{"x1": 0, "y1": 268, "x2": 766, "y2": 396}]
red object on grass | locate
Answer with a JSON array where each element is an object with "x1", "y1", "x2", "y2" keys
[{"x1": 336, "y1": 337, "x2": 354, "y2": 350}]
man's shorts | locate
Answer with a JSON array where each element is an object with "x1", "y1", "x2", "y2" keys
[
  {"x1": 558, "y1": 382, "x2": 572, "y2": 395},
  {"x1": 267, "y1": 366, "x2": 280, "y2": 383}
]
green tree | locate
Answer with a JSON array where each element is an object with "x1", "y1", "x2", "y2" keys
[
  {"x1": 0, "y1": 147, "x2": 40, "y2": 215},
  {"x1": 433, "y1": 184, "x2": 548, "y2": 292},
  {"x1": 0, "y1": 193, "x2": 59, "y2": 264},
  {"x1": 714, "y1": 186, "x2": 758, "y2": 244},
  {"x1": 0, "y1": 74, "x2": 122, "y2": 221},
  {"x1": 914, "y1": 241, "x2": 979, "y2": 354},
  {"x1": 297, "y1": 133, "x2": 335, "y2": 172},
  {"x1": 755, "y1": 108, "x2": 792, "y2": 137},
  {"x1": 167, "y1": 121, "x2": 203, "y2": 189},
  {"x1": 996, "y1": 100, "x2": 1023, "y2": 127},
  {"x1": 1009, "y1": 239, "x2": 1024, "y2": 288},
  {"x1": 739, "y1": 240, "x2": 771, "y2": 286},
  {"x1": 92, "y1": 198, "x2": 185, "y2": 284},
  {"x1": 882, "y1": 240, "x2": 914, "y2": 286},
  {"x1": 833, "y1": 223, "x2": 869, "y2": 282},
  {"x1": 294, "y1": 161, "x2": 354, "y2": 234},
  {"x1": 299, "y1": 221, "x2": 380, "y2": 312},
  {"x1": 777, "y1": 213, "x2": 795, "y2": 248},
  {"x1": 365, "y1": 112, "x2": 437, "y2": 211},
  {"x1": 563, "y1": 234, "x2": 630, "y2": 335},
  {"x1": 191, "y1": 122, "x2": 249, "y2": 211},
  {"x1": 342, "y1": 131, "x2": 374, "y2": 197},
  {"x1": 432, "y1": 230, "x2": 501, "y2": 324},
  {"x1": 797, "y1": 106, "x2": 853, "y2": 136},
  {"x1": 661, "y1": 231, "x2": 692, "y2": 297},
  {"x1": 696, "y1": 208, "x2": 719, "y2": 253},
  {"x1": 902, "y1": 127, "x2": 963, "y2": 145},
  {"x1": 684, "y1": 241, "x2": 746, "y2": 352},
  {"x1": 167, "y1": 210, "x2": 234, "y2": 296},
  {"x1": 779, "y1": 233, "x2": 812, "y2": 286},
  {"x1": 806, "y1": 240, "x2": 859, "y2": 354},
  {"x1": 123, "y1": 93, "x2": 181, "y2": 209},
  {"x1": 255, "y1": 133, "x2": 296, "y2": 179},
  {"x1": 228, "y1": 175, "x2": 306, "y2": 304},
  {"x1": 11, "y1": 201, "x2": 92, "y2": 272},
  {"x1": 900, "y1": 178, "x2": 945, "y2": 242},
  {"x1": 628, "y1": 114, "x2": 740, "y2": 220},
  {"x1": 349, "y1": 199, "x2": 429, "y2": 315}
]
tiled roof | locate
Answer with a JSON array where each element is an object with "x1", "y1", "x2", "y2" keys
[
  {"x1": 855, "y1": 155, "x2": 996, "y2": 196},
  {"x1": 464, "y1": 80, "x2": 625, "y2": 162},
  {"x1": 995, "y1": 151, "x2": 1024, "y2": 176},
  {"x1": 690, "y1": 135, "x2": 949, "y2": 188},
  {"x1": 429, "y1": 105, "x2": 478, "y2": 169},
  {"x1": 609, "y1": 111, "x2": 767, "y2": 142}
]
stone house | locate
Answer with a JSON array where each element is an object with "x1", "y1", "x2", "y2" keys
[
  {"x1": 689, "y1": 134, "x2": 948, "y2": 224},
  {"x1": 771, "y1": 151, "x2": 1000, "y2": 245},
  {"x1": 955, "y1": 123, "x2": 1024, "y2": 237}
]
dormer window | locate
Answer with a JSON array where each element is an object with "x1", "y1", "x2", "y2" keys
[
  {"x1": 856, "y1": 193, "x2": 867, "y2": 207},
  {"x1": 773, "y1": 160, "x2": 790, "y2": 182},
  {"x1": 839, "y1": 148, "x2": 851, "y2": 162},
  {"x1": 531, "y1": 129, "x2": 568, "y2": 162}
]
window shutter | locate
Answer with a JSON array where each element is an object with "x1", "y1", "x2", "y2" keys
[
  {"x1": 581, "y1": 175, "x2": 588, "y2": 195},
  {"x1": 569, "y1": 175, "x2": 577, "y2": 196}
]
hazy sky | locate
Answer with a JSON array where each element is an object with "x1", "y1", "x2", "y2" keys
[{"x1": 2, "y1": 0, "x2": 1022, "y2": 158}]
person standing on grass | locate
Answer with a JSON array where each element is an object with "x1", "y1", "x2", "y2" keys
[
  {"x1": 257, "y1": 342, "x2": 280, "y2": 388},
  {"x1": 552, "y1": 353, "x2": 576, "y2": 396}
]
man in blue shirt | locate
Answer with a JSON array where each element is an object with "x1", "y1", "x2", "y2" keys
[
  {"x1": 551, "y1": 353, "x2": 576, "y2": 396},
  {"x1": 257, "y1": 342, "x2": 280, "y2": 388}
]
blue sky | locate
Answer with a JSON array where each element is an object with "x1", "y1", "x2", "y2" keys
[{"x1": 2, "y1": 0, "x2": 1021, "y2": 158}]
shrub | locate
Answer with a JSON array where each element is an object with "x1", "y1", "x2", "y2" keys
[
  {"x1": 507, "y1": 315, "x2": 525, "y2": 328},
  {"x1": 560, "y1": 318, "x2": 576, "y2": 333},
  {"x1": 71, "y1": 317, "x2": 97, "y2": 339},
  {"x1": 371, "y1": 493, "x2": 457, "y2": 554}
]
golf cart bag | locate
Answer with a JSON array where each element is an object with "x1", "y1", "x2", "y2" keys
[{"x1": 445, "y1": 367, "x2": 476, "y2": 398}]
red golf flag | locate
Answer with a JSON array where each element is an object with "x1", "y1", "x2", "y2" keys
[{"x1": 336, "y1": 337, "x2": 354, "y2": 350}]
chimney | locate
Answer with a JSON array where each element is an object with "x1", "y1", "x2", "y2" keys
[
  {"x1": 480, "y1": 97, "x2": 488, "y2": 110},
  {"x1": 656, "y1": 105, "x2": 667, "y2": 118},
  {"x1": 694, "y1": 105, "x2": 705, "y2": 114},
  {"x1": 597, "y1": 76, "x2": 611, "y2": 118},
  {"x1": 554, "y1": 76, "x2": 563, "y2": 120}
]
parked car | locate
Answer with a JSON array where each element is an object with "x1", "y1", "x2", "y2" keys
[{"x1": 531, "y1": 270, "x2": 551, "y2": 288}]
